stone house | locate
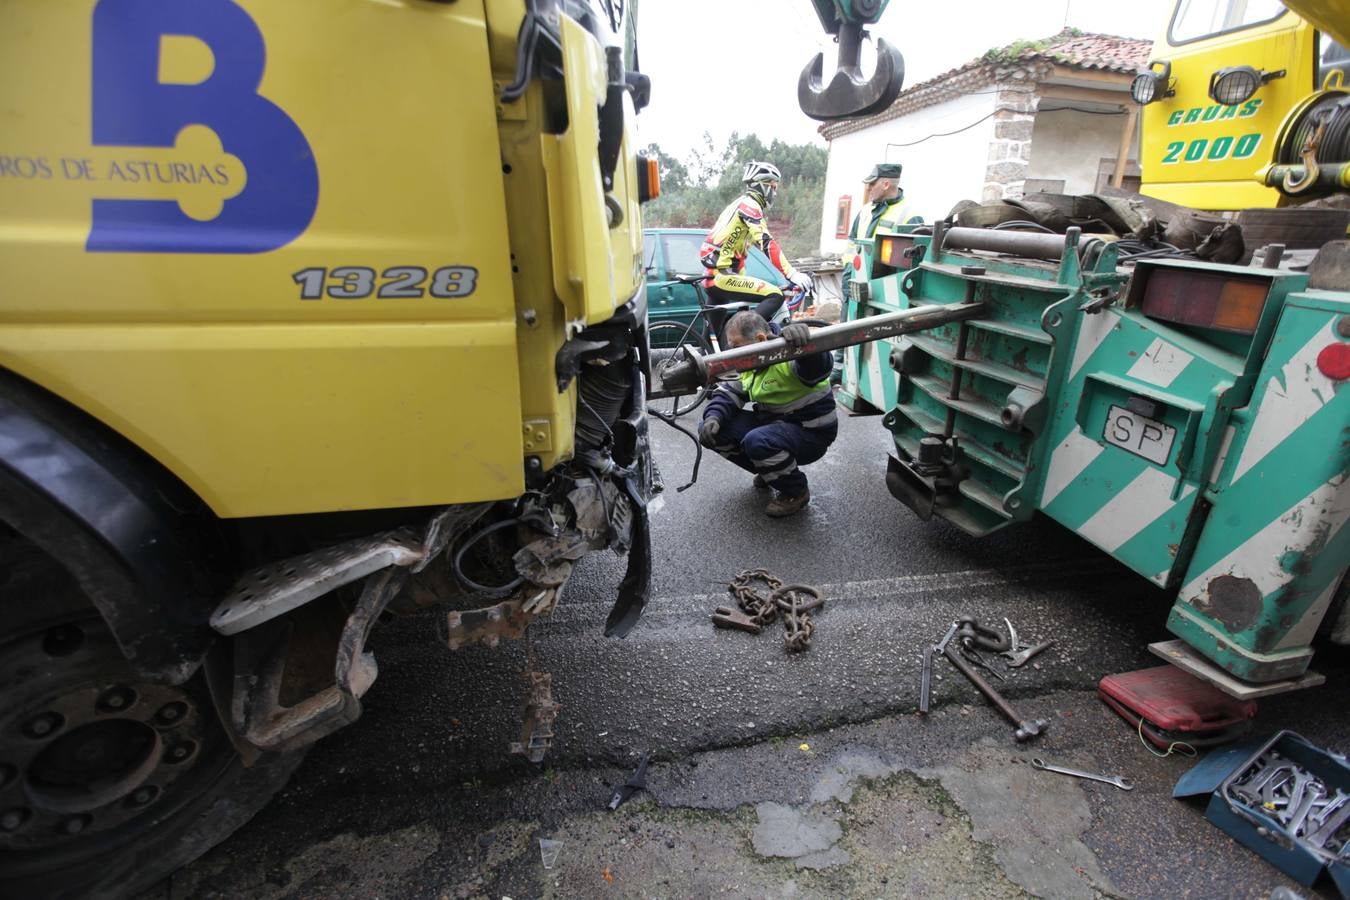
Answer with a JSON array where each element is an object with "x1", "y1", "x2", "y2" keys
[{"x1": 817, "y1": 30, "x2": 1151, "y2": 254}]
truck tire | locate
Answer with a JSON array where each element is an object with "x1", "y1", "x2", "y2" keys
[{"x1": 0, "y1": 524, "x2": 302, "y2": 899}]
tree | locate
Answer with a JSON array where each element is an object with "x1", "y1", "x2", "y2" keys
[{"x1": 641, "y1": 134, "x2": 828, "y2": 259}]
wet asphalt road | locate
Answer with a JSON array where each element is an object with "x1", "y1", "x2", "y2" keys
[{"x1": 147, "y1": 412, "x2": 1350, "y2": 899}]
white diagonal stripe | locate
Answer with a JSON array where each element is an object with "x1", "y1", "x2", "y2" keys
[
  {"x1": 1278, "y1": 578, "x2": 1344, "y2": 650},
  {"x1": 1126, "y1": 338, "x2": 1192, "y2": 388},
  {"x1": 1231, "y1": 321, "x2": 1339, "y2": 484},
  {"x1": 1181, "y1": 475, "x2": 1350, "y2": 603},
  {"x1": 1077, "y1": 466, "x2": 1196, "y2": 553},
  {"x1": 1040, "y1": 428, "x2": 1105, "y2": 507},
  {"x1": 883, "y1": 275, "x2": 901, "y2": 306},
  {"x1": 874, "y1": 340, "x2": 885, "y2": 407},
  {"x1": 1069, "y1": 310, "x2": 1118, "y2": 380},
  {"x1": 867, "y1": 341, "x2": 885, "y2": 406}
]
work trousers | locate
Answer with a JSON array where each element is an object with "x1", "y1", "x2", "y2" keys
[{"x1": 710, "y1": 408, "x2": 836, "y2": 497}]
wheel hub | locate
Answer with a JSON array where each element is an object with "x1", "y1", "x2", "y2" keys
[{"x1": 1, "y1": 619, "x2": 209, "y2": 852}]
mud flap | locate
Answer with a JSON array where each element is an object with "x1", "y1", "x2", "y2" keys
[
  {"x1": 604, "y1": 357, "x2": 654, "y2": 638},
  {"x1": 604, "y1": 497, "x2": 650, "y2": 638}
]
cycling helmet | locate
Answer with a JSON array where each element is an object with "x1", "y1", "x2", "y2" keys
[{"x1": 742, "y1": 160, "x2": 782, "y2": 207}]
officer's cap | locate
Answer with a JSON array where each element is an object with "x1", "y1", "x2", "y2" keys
[{"x1": 862, "y1": 163, "x2": 902, "y2": 183}]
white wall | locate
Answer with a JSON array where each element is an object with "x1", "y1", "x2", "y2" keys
[
  {"x1": 818, "y1": 92, "x2": 998, "y2": 256},
  {"x1": 1024, "y1": 108, "x2": 1136, "y2": 196}
]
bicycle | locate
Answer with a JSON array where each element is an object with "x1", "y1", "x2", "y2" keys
[{"x1": 648, "y1": 274, "x2": 807, "y2": 418}]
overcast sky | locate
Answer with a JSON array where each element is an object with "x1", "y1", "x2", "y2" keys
[{"x1": 635, "y1": 0, "x2": 1174, "y2": 159}]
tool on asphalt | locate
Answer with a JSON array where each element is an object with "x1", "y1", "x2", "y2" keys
[
  {"x1": 1031, "y1": 758, "x2": 1134, "y2": 791},
  {"x1": 1098, "y1": 666, "x2": 1258, "y2": 753},
  {"x1": 716, "y1": 570, "x2": 825, "y2": 652},
  {"x1": 941, "y1": 641, "x2": 1047, "y2": 742},
  {"x1": 919, "y1": 646, "x2": 934, "y2": 715},
  {"x1": 955, "y1": 615, "x2": 1011, "y2": 654},
  {"x1": 1002, "y1": 618, "x2": 1053, "y2": 668},
  {"x1": 919, "y1": 621, "x2": 960, "y2": 715},
  {"x1": 959, "y1": 645, "x2": 1004, "y2": 682},
  {"x1": 711, "y1": 607, "x2": 764, "y2": 634},
  {"x1": 934, "y1": 621, "x2": 961, "y2": 656},
  {"x1": 609, "y1": 752, "x2": 650, "y2": 811}
]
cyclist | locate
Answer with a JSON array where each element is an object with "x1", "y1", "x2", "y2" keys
[{"x1": 700, "y1": 161, "x2": 813, "y2": 326}]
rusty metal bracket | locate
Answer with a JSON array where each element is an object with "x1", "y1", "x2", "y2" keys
[
  {"x1": 510, "y1": 668, "x2": 561, "y2": 763},
  {"x1": 444, "y1": 598, "x2": 531, "y2": 650},
  {"x1": 230, "y1": 567, "x2": 408, "y2": 752}
]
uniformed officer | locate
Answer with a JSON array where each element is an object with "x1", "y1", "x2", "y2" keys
[
  {"x1": 697, "y1": 313, "x2": 838, "y2": 518},
  {"x1": 849, "y1": 162, "x2": 909, "y2": 242},
  {"x1": 841, "y1": 162, "x2": 910, "y2": 300}
]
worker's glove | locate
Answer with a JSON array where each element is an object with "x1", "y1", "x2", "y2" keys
[
  {"x1": 780, "y1": 323, "x2": 812, "y2": 348},
  {"x1": 788, "y1": 271, "x2": 814, "y2": 293},
  {"x1": 698, "y1": 417, "x2": 721, "y2": 449}
]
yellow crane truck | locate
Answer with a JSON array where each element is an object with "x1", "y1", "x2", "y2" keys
[{"x1": 0, "y1": 0, "x2": 662, "y2": 894}]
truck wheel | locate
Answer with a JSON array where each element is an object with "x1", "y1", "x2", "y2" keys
[{"x1": 0, "y1": 528, "x2": 301, "y2": 899}]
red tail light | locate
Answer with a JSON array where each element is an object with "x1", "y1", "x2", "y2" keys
[{"x1": 1132, "y1": 267, "x2": 1271, "y2": 335}]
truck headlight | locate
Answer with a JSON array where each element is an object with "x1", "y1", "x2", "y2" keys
[{"x1": 1131, "y1": 61, "x2": 1174, "y2": 105}]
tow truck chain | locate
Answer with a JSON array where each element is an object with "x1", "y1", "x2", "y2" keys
[
  {"x1": 723, "y1": 569, "x2": 824, "y2": 653},
  {"x1": 729, "y1": 569, "x2": 783, "y2": 626}
]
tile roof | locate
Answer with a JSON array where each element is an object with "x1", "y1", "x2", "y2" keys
[
  {"x1": 1015, "y1": 29, "x2": 1153, "y2": 73},
  {"x1": 819, "y1": 29, "x2": 1152, "y2": 140}
]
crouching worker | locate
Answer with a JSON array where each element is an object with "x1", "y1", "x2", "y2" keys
[{"x1": 697, "y1": 312, "x2": 839, "y2": 517}]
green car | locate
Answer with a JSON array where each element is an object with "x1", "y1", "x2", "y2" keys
[{"x1": 644, "y1": 227, "x2": 789, "y2": 348}]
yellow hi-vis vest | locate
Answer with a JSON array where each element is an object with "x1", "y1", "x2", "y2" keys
[{"x1": 742, "y1": 362, "x2": 829, "y2": 411}]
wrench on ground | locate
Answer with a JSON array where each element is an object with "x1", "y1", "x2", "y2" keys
[
  {"x1": 1002, "y1": 618, "x2": 1054, "y2": 668},
  {"x1": 1031, "y1": 758, "x2": 1134, "y2": 791}
]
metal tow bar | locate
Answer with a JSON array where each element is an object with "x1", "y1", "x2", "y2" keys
[{"x1": 650, "y1": 303, "x2": 986, "y2": 399}]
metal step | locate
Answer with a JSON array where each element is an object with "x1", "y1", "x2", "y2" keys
[
  {"x1": 907, "y1": 371, "x2": 1010, "y2": 429},
  {"x1": 211, "y1": 531, "x2": 423, "y2": 635},
  {"x1": 903, "y1": 333, "x2": 1046, "y2": 390},
  {"x1": 967, "y1": 317, "x2": 1053, "y2": 347}
]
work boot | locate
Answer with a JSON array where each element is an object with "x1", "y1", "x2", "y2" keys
[
  {"x1": 753, "y1": 474, "x2": 769, "y2": 490},
  {"x1": 765, "y1": 488, "x2": 810, "y2": 518}
]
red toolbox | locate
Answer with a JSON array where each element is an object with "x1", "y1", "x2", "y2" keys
[{"x1": 1099, "y1": 665, "x2": 1258, "y2": 749}]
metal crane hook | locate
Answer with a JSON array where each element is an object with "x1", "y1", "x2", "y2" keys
[{"x1": 798, "y1": 22, "x2": 905, "y2": 121}]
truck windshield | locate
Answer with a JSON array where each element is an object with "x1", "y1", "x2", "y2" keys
[{"x1": 1169, "y1": 0, "x2": 1287, "y2": 44}]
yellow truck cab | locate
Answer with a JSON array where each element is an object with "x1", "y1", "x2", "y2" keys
[
  {"x1": 0, "y1": 1, "x2": 657, "y2": 895},
  {"x1": 1135, "y1": 0, "x2": 1349, "y2": 208}
]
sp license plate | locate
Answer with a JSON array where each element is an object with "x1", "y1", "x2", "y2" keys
[{"x1": 1103, "y1": 405, "x2": 1176, "y2": 465}]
